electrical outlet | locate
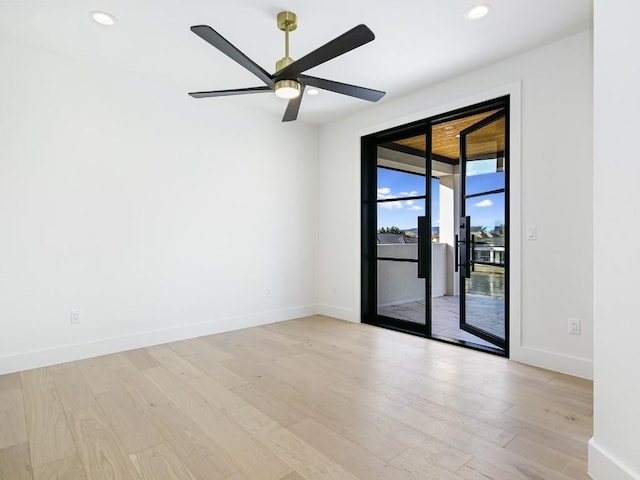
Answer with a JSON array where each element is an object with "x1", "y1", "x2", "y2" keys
[
  {"x1": 568, "y1": 317, "x2": 581, "y2": 335},
  {"x1": 266, "y1": 288, "x2": 273, "y2": 298},
  {"x1": 70, "y1": 309, "x2": 83, "y2": 324}
]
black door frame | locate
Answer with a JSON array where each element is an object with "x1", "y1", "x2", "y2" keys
[
  {"x1": 361, "y1": 121, "x2": 431, "y2": 337},
  {"x1": 458, "y1": 108, "x2": 509, "y2": 350},
  {"x1": 361, "y1": 96, "x2": 510, "y2": 357}
]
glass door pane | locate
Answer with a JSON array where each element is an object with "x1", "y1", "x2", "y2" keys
[
  {"x1": 375, "y1": 141, "x2": 427, "y2": 325},
  {"x1": 459, "y1": 112, "x2": 506, "y2": 349}
]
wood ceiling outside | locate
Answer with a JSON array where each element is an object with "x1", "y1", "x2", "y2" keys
[{"x1": 395, "y1": 109, "x2": 504, "y2": 161}]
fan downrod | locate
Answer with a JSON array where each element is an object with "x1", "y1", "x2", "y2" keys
[{"x1": 276, "y1": 11, "x2": 297, "y2": 72}]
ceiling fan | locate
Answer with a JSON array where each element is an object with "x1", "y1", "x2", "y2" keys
[{"x1": 188, "y1": 11, "x2": 386, "y2": 122}]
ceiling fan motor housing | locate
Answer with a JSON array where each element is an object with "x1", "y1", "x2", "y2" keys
[{"x1": 276, "y1": 56, "x2": 294, "y2": 73}]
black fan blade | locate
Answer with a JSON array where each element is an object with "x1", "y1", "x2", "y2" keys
[
  {"x1": 282, "y1": 86, "x2": 305, "y2": 122},
  {"x1": 300, "y1": 75, "x2": 385, "y2": 102},
  {"x1": 189, "y1": 86, "x2": 272, "y2": 98},
  {"x1": 274, "y1": 24, "x2": 375, "y2": 80},
  {"x1": 191, "y1": 25, "x2": 274, "y2": 87}
]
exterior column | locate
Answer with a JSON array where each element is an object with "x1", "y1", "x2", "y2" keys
[{"x1": 438, "y1": 174, "x2": 460, "y2": 296}]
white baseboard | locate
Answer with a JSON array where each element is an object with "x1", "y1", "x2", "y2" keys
[
  {"x1": 317, "y1": 304, "x2": 357, "y2": 323},
  {"x1": 0, "y1": 304, "x2": 318, "y2": 375},
  {"x1": 589, "y1": 438, "x2": 639, "y2": 479},
  {"x1": 510, "y1": 345, "x2": 593, "y2": 380}
]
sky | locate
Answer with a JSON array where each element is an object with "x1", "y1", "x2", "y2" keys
[
  {"x1": 376, "y1": 169, "x2": 436, "y2": 231},
  {"x1": 377, "y1": 163, "x2": 505, "y2": 231}
]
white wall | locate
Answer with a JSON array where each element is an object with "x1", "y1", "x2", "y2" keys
[
  {"x1": 589, "y1": 1, "x2": 640, "y2": 478},
  {"x1": 317, "y1": 31, "x2": 594, "y2": 379},
  {"x1": 0, "y1": 41, "x2": 319, "y2": 374}
]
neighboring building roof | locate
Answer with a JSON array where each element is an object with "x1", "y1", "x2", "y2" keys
[
  {"x1": 473, "y1": 235, "x2": 505, "y2": 247},
  {"x1": 377, "y1": 233, "x2": 418, "y2": 244}
]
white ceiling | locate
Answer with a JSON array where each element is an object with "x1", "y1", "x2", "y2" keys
[{"x1": 0, "y1": 0, "x2": 592, "y2": 125}]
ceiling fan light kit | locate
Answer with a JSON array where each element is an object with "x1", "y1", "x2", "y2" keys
[
  {"x1": 274, "y1": 80, "x2": 301, "y2": 99},
  {"x1": 188, "y1": 10, "x2": 385, "y2": 122}
]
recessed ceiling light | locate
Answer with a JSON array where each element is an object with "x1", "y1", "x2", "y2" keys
[
  {"x1": 465, "y1": 4, "x2": 491, "y2": 20},
  {"x1": 90, "y1": 11, "x2": 117, "y2": 26},
  {"x1": 307, "y1": 88, "x2": 320, "y2": 96}
]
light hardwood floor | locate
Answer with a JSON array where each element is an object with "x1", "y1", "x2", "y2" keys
[{"x1": 0, "y1": 315, "x2": 593, "y2": 480}]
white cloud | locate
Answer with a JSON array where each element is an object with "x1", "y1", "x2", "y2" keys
[
  {"x1": 474, "y1": 199, "x2": 494, "y2": 208},
  {"x1": 400, "y1": 190, "x2": 419, "y2": 197},
  {"x1": 378, "y1": 187, "x2": 423, "y2": 207},
  {"x1": 377, "y1": 187, "x2": 394, "y2": 200},
  {"x1": 378, "y1": 201, "x2": 403, "y2": 210}
]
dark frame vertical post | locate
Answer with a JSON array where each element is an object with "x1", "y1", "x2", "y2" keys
[{"x1": 360, "y1": 136, "x2": 378, "y2": 325}]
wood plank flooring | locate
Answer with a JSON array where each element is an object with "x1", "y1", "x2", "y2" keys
[{"x1": 0, "y1": 315, "x2": 593, "y2": 479}]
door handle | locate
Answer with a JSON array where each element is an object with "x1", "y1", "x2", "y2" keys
[
  {"x1": 454, "y1": 234, "x2": 459, "y2": 273},
  {"x1": 417, "y1": 216, "x2": 427, "y2": 278},
  {"x1": 458, "y1": 215, "x2": 472, "y2": 279},
  {"x1": 470, "y1": 235, "x2": 476, "y2": 274},
  {"x1": 464, "y1": 216, "x2": 472, "y2": 279}
]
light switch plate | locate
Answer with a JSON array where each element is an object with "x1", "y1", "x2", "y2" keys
[{"x1": 526, "y1": 225, "x2": 537, "y2": 240}]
